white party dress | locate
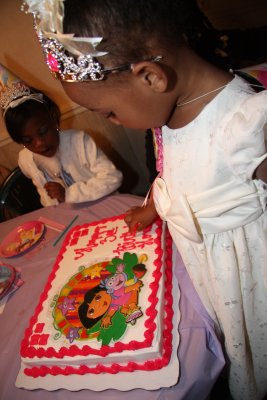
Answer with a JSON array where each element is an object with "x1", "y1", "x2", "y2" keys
[{"x1": 153, "y1": 75, "x2": 267, "y2": 400}]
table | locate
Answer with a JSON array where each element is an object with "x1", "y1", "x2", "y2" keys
[{"x1": 0, "y1": 194, "x2": 225, "y2": 400}]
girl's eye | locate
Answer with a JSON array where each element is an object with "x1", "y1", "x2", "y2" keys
[
  {"x1": 21, "y1": 137, "x2": 32, "y2": 145},
  {"x1": 95, "y1": 295, "x2": 101, "y2": 301},
  {"x1": 39, "y1": 125, "x2": 49, "y2": 136},
  {"x1": 103, "y1": 112, "x2": 115, "y2": 119}
]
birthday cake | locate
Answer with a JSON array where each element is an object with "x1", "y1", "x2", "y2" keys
[{"x1": 19, "y1": 214, "x2": 175, "y2": 388}]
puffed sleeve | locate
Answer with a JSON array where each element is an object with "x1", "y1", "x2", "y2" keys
[
  {"x1": 222, "y1": 91, "x2": 267, "y2": 181},
  {"x1": 64, "y1": 131, "x2": 123, "y2": 203}
]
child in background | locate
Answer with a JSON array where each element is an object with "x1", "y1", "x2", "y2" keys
[
  {"x1": 23, "y1": 1, "x2": 267, "y2": 399},
  {"x1": 1, "y1": 80, "x2": 123, "y2": 207}
]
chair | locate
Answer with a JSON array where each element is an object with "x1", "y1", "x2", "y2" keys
[
  {"x1": 0, "y1": 167, "x2": 42, "y2": 222},
  {"x1": 0, "y1": 165, "x2": 11, "y2": 186}
]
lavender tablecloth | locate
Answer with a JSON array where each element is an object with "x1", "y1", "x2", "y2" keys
[{"x1": 0, "y1": 194, "x2": 225, "y2": 400}]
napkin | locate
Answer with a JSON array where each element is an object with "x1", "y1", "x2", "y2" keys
[{"x1": 0, "y1": 266, "x2": 24, "y2": 314}]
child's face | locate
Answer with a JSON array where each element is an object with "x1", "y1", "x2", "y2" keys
[
  {"x1": 86, "y1": 290, "x2": 111, "y2": 319},
  {"x1": 62, "y1": 76, "x2": 174, "y2": 130},
  {"x1": 20, "y1": 109, "x2": 60, "y2": 157}
]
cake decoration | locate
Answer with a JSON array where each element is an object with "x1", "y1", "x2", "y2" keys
[{"x1": 52, "y1": 252, "x2": 146, "y2": 346}]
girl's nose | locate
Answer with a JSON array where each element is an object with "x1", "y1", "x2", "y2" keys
[{"x1": 34, "y1": 137, "x2": 46, "y2": 150}]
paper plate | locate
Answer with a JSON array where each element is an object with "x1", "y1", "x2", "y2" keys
[
  {"x1": 0, "y1": 221, "x2": 45, "y2": 258},
  {"x1": 0, "y1": 264, "x2": 16, "y2": 299}
]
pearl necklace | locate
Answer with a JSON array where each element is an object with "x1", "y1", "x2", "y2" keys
[{"x1": 176, "y1": 84, "x2": 227, "y2": 107}]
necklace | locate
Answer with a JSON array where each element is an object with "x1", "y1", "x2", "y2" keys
[{"x1": 176, "y1": 84, "x2": 227, "y2": 107}]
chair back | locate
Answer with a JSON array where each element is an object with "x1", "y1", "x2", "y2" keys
[
  {"x1": 0, "y1": 167, "x2": 42, "y2": 222},
  {"x1": 0, "y1": 165, "x2": 11, "y2": 186},
  {"x1": 237, "y1": 63, "x2": 267, "y2": 92}
]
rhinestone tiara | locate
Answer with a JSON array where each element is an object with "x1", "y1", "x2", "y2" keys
[
  {"x1": 22, "y1": 0, "x2": 162, "y2": 82},
  {"x1": 40, "y1": 36, "x2": 107, "y2": 82},
  {"x1": 22, "y1": 0, "x2": 110, "y2": 82},
  {"x1": 0, "y1": 81, "x2": 31, "y2": 112}
]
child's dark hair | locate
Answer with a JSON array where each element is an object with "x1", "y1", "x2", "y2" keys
[
  {"x1": 63, "y1": 0, "x2": 215, "y2": 67},
  {"x1": 4, "y1": 89, "x2": 60, "y2": 143},
  {"x1": 78, "y1": 285, "x2": 108, "y2": 330}
]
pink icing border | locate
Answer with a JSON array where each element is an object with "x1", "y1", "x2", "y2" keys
[{"x1": 21, "y1": 215, "x2": 173, "y2": 377}]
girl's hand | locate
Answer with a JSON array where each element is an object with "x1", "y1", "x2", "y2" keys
[
  {"x1": 124, "y1": 202, "x2": 158, "y2": 234},
  {"x1": 255, "y1": 157, "x2": 267, "y2": 183},
  {"x1": 44, "y1": 182, "x2": 65, "y2": 202}
]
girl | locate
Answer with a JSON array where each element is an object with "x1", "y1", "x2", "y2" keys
[
  {"x1": 23, "y1": 1, "x2": 267, "y2": 399},
  {"x1": 2, "y1": 84, "x2": 123, "y2": 206}
]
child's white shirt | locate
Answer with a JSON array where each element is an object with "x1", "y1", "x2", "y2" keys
[{"x1": 18, "y1": 129, "x2": 123, "y2": 206}]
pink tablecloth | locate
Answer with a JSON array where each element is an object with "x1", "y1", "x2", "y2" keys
[{"x1": 0, "y1": 194, "x2": 225, "y2": 400}]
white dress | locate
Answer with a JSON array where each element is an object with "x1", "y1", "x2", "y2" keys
[{"x1": 153, "y1": 76, "x2": 267, "y2": 400}]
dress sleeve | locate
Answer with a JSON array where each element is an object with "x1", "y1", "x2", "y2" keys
[
  {"x1": 18, "y1": 149, "x2": 58, "y2": 207},
  {"x1": 222, "y1": 91, "x2": 267, "y2": 180},
  {"x1": 64, "y1": 132, "x2": 123, "y2": 203}
]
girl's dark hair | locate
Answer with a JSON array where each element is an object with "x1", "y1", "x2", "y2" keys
[
  {"x1": 4, "y1": 89, "x2": 60, "y2": 143},
  {"x1": 78, "y1": 285, "x2": 107, "y2": 330},
  {"x1": 63, "y1": 0, "x2": 215, "y2": 66}
]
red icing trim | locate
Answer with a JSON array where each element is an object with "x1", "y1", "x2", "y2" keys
[{"x1": 21, "y1": 216, "x2": 174, "y2": 377}]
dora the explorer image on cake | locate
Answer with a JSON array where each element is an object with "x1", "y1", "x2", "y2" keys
[{"x1": 53, "y1": 252, "x2": 147, "y2": 345}]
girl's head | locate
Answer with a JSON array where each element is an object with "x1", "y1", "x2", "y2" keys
[
  {"x1": 60, "y1": 0, "x2": 202, "y2": 130},
  {"x1": 4, "y1": 90, "x2": 61, "y2": 157},
  {"x1": 78, "y1": 285, "x2": 111, "y2": 329},
  {"x1": 23, "y1": 1, "x2": 214, "y2": 130},
  {"x1": 63, "y1": 0, "x2": 197, "y2": 65}
]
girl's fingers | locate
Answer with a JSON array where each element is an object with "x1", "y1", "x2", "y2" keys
[{"x1": 130, "y1": 222, "x2": 142, "y2": 235}]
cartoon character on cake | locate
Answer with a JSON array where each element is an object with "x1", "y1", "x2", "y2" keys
[
  {"x1": 79, "y1": 262, "x2": 143, "y2": 329},
  {"x1": 53, "y1": 252, "x2": 147, "y2": 345}
]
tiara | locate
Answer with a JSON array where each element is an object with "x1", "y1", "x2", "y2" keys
[
  {"x1": 0, "y1": 81, "x2": 31, "y2": 112},
  {"x1": 40, "y1": 36, "x2": 107, "y2": 81},
  {"x1": 22, "y1": 0, "x2": 111, "y2": 82},
  {"x1": 40, "y1": 36, "x2": 162, "y2": 82},
  {"x1": 22, "y1": 0, "x2": 162, "y2": 82}
]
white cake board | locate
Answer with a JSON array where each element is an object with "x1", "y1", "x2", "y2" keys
[{"x1": 16, "y1": 266, "x2": 180, "y2": 391}]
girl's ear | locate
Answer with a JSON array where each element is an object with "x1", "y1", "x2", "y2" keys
[{"x1": 131, "y1": 61, "x2": 168, "y2": 93}]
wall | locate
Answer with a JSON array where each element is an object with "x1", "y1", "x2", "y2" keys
[
  {"x1": 198, "y1": 0, "x2": 267, "y2": 29},
  {"x1": 59, "y1": 107, "x2": 150, "y2": 194}
]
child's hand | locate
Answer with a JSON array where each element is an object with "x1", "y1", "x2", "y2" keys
[
  {"x1": 44, "y1": 182, "x2": 65, "y2": 203},
  {"x1": 124, "y1": 203, "x2": 158, "y2": 234}
]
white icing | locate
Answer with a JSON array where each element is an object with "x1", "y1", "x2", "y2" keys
[{"x1": 22, "y1": 216, "x2": 168, "y2": 372}]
